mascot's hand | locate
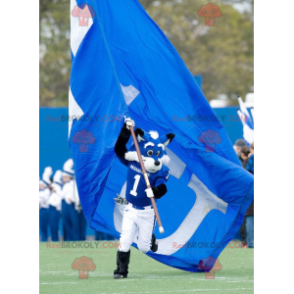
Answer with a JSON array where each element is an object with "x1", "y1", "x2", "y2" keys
[
  {"x1": 145, "y1": 188, "x2": 154, "y2": 198},
  {"x1": 124, "y1": 117, "x2": 135, "y2": 130},
  {"x1": 152, "y1": 184, "x2": 167, "y2": 199}
]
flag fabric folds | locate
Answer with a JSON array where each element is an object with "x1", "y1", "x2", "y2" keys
[
  {"x1": 69, "y1": 0, "x2": 254, "y2": 272},
  {"x1": 237, "y1": 97, "x2": 254, "y2": 144}
]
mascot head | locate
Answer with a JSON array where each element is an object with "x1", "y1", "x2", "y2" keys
[{"x1": 125, "y1": 128, "x2": 175, "y2": 173}]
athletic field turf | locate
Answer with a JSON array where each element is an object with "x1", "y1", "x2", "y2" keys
[{"x1": 40, "y1": 241, "x2": 253, "y2": 294}]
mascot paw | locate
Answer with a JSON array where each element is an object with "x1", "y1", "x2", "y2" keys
[
  {"x1": 124, "y1": 117, "x2": 135, "y2": 129},
  {"x1": 145, "y1": 188, "x2": 154, "y2": 198}
]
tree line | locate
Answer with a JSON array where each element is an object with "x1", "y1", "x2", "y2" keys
[{"x1": 40, "y1": 0, "x2": 253, "y2": 106}]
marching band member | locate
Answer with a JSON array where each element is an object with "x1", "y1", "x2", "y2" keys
[
  {"x1": 73, "y1": 182, "x2": 87, "y2": 241},
  {"x1": 48, "y1": 170, "x2": 62, "y2": 241},
  {"x1": 61, "y1": 159, "x2": 79, "y2": 241},
  {"x1": 39, "y1": 167, "x2": 53, "y2": 242}
]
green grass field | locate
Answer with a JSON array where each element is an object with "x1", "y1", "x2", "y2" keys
[{"x1": 40, "y1": 241, "x2": 253, "y2": 294}]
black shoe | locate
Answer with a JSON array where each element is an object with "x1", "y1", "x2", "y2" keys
[
  {"x1": 113, "y1": 250, "x2": 130, "y2": 279},
  {"x1": 113, "y1": 273, "x2": 128, "y2": 279},
  {"x1": 151, "y1": 234, "x2": 158, "y2": 252}
]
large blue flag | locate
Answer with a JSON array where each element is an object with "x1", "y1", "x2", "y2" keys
[{"x1": 69, "y1": 0, "x2": 253, "y2": 272}]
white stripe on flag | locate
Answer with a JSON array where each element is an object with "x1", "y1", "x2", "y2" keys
[{"x1": 70, "y1": 0, "x2": 94, "y2": 57}]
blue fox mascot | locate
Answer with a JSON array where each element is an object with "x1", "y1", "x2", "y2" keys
[{"x1": 113, "y1": 118, "x2": 175, "y2": 279}]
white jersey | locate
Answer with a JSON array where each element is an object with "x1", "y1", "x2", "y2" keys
[
  {"x1": 48, "y1": 183, "x2": 62, "y2": 211},
  {"x1": 60, "y1": 179, "x2": 81, "y2": 211},
  {"x1": 61, "y1": 180, "x2": 76, "y2": 205},
  {"x1": 39, "y1": 188, "x2": 50, "y2": 209}
]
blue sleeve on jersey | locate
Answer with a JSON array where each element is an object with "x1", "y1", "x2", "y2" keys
[{"x1": 154, "y1": 166, "x2": 170, "y2": 187}]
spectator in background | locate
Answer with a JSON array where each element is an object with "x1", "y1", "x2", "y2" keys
[
  {"x1": 233, "y1": 139, "x2": 247, "y2": 163},
  {"x1": 39, "y1": 167, "x2": 53, "y2": 242},
  {"x1": 48, "y1": 170, "x2": 63, "y2": 241},
  {"x1": 238, "y1": 143, "x2": 254, "y2": 248},
  {"x1": 240, "y1": 146, "x2": 251, "y2": 169},
  {"x1": 233, "y1": 139, "x2": 249, "y2": 243},
  {"x1": 247, "y1": 142, "x2": 254, "y2": 174},
  {"x1": 245, "y1": 141, "x2": 254, "y2": 248},
  {"x1": 245, "y1": 200, "x2": 254, "y2": 248}
]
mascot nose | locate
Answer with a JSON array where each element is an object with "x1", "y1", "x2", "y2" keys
[{"x1": 154, "y1": 161, "x2": 160, "y2": 166}]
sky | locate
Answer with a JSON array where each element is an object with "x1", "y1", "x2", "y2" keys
[{"x1": 233, "y1": 2, "x2": 252, "y2": 13}]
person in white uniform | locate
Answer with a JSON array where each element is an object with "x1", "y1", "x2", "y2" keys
[
  {"x1": 61, "y1": 159, "x2": 79, "y2": 241},
  {"x1": 39, "y1": 167, "x2": 53, "y2": 242},
  {"x1": 73, "y1": 182, "x2": 88, "y2": 240},
  {"x1": 48, "y1": 170, "x2": 62, "y2": 241}
]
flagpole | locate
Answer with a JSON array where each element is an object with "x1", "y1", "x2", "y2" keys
[{"x1": 129, "y1": 126, "x2": 165, "y2": 234}]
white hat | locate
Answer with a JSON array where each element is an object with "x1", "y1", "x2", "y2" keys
[
  {"x1": 41, "y1": 166, "x2": 53, "y2": 186},
  {"x1": 63, "y1": 159, "x2": 74, "y2": 177},
  {"x1": 53, "y1": 170, "x2": 62, "y2": 185}
]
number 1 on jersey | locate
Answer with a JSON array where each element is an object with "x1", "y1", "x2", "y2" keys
[{"x1": 130, "y1": 175, "x2": 141, "y2": 196}]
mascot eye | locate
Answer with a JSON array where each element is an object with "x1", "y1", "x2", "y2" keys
[
  {"x1": 147, "y1": 150, "x2": 153, "y2": 156},
  {"x1": 156, "y1": 151, "x2": 161, "y2": 157}
]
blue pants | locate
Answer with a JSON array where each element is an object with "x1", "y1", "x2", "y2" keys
[
  {"x1": 62, "y1": 201, "x2": 79, "y2": 241},
  {"x1": 49, "y1": 205, "x2": 60, "y2": 242},
  {"x1": 95, "y1": 231, "x2": 114, "y2": 241},
  {"x1": 39, "y1": 208, "x2": 49, "y2": 242},
  {"x1": 78, "y1": 210, "x2": 87, "y2": 241},
  {"x1": 246, "y1": 216, "x2": 254, "y2": 248}
]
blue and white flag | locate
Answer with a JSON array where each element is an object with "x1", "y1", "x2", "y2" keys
[
  {"x1": 69, "y1": 0, "x2": 254, "y2": 272},
  {"x1": 237, "y1": 97, "x2": 254, "y2": 144}
]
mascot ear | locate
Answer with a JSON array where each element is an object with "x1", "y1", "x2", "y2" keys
[
  {"x1": 159, "y1": 133, "x2": 175, "y2": 147},
  {"x1": 134, "y1": 128, "x2": 145, "y2": 142}
]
